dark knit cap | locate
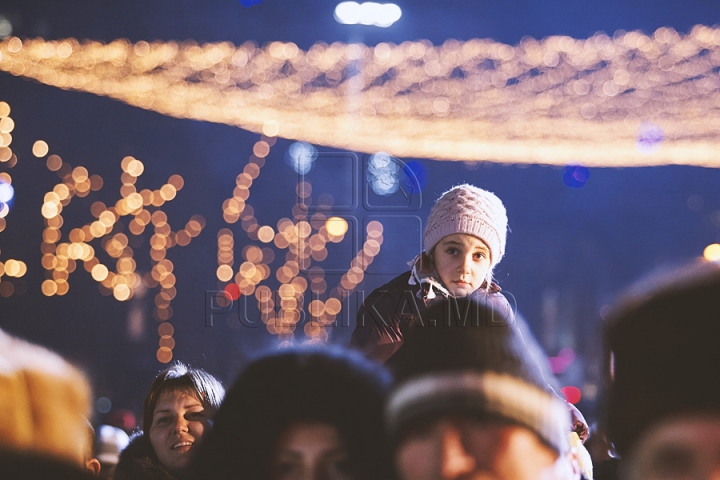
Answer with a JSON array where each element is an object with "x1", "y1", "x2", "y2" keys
[
  {"x1": 605, "y1": 261, "x2": 720, "y2": 456},
  {"x1": 386, "y1": 296, "x2": 570, "y2": 454}
]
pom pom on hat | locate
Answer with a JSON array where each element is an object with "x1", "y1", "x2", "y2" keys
[{"x1": 424, "y1": 185, "x2": 508, "y2": 278}]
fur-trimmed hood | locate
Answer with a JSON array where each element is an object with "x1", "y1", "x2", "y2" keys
[{"x1": 115, "y1": 432, "x2": 183, "y2": 480}]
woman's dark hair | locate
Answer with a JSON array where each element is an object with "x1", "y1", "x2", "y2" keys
[
  {"x1": 142, "y1": 361, "x2": 225, "y2": 433},
  {"x1": 191, "y1": 346, "x2": 395, "y2": 480}
]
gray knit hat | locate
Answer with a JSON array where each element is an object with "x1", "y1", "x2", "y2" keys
[
  {"x1": 385, "y1": 296, "x2": 570, "y2": 454},
  {"x1": 424, "y1": 185, "x2": 508, "y2": 278}
]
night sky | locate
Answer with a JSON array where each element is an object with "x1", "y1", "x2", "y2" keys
[{"x1": 1, "y1": 0, "x2": 720, "y2": 421}]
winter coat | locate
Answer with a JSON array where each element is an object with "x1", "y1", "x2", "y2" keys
[
  {"x1": 115, "y1": 432, "x2": 184, "y2": 480},
  {"x1": 349, "y1": 258, "x2": 514, "y2": 364},
  {"x1": 348, "y1": 260, "x2": 591, "y2": 443}
]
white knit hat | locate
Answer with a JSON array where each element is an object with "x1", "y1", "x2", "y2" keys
[{"x1": 423, "y1": 184, "x2": 508, "y2": 279}]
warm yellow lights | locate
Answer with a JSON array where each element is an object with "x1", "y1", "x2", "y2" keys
[
  {"x1": 325, "y1": 217, "x2": 348, "y2": 237},
  {"x1": 32, "y1": 140, "x2": 49, "y2": 157},
  {"x1": 703, "y1": 243, "x2": 720, "y2": 262},
  {"x1": 3, "y1": 30, "x2": 720, "y2": 165}
]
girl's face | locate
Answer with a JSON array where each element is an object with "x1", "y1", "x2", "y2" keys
[
  {"x1": 149, "y1": 389, "x2": 212, "y2": 473},
  {"x1": 433, "y1": 233, "x2": 491, "y2": 297},
  {"x1": 273, "y1": 421, "x2": 353, "y2": 480}
]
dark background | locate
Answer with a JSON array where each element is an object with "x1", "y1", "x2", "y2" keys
[{"x1": 1, "y1": 0, "x2": 720, "y2": 425}]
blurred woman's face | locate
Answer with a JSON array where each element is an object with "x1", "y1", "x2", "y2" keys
[
  {"x1": 273, "y1": 421, "x2": 354, "y2": 480},
  {"x1": 149, "y1": 389, "x2": 212, "y2": 473}
]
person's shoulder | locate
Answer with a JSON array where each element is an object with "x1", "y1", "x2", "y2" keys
[
  {"x1": 116, "y1": 432, "x2": 177, "y2": 480},
  {"x1": 471, "y1": 284, "x2": 514, "y2": 319},
  {"x1": 364, "y1": 271, "x2": 414, "y2": 301}
]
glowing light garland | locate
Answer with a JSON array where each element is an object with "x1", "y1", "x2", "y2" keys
[
  {"x1": 216, "y1": 136, "x2": 383, "y2": 342},
  {"x1": 2, "y1": 27, "x2": 720, "y2": 166},
  {"x1": 31, "y1": 135, "x2": 204, "y2": 363}
]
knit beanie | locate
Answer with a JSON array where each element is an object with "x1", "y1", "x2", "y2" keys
[
  {"x1": 385, "y1": 296, "x2": 570, "y2": 454},
  {"x1": 424, "y1": 185, "x2": 508, "y2": 280},
  {"x1": 605, "y1": 261, "x2": 720, "y2": 457}
]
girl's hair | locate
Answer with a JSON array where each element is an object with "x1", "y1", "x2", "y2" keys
[
  {"x1": 191, "y1": 346, "x2": 395, "y2": 480},
  {"x1": 142, "y1": 361, "x2": 225, "y2": 433}
]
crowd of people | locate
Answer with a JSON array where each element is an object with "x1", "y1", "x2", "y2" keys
[{"x1": 1, "y1": 184, "x2": 719, "y2": 479}]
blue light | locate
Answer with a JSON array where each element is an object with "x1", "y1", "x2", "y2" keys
[
  {"x1": 0, "y1": 181, "x2": 13, "y2": 203},
  {"x1": 368, "y1": 152, "x2": 400, "y2": 195},
  {"x1": 239, "y1": 0, "x2": 263, "y2": 7},
  {"x1": 403, "y1": 160, "x2": 428, "y2": 192},
  {"x1": 637, "y1": 122, "x2": 664, "y2": 154},
  {"x1": 563, "y1": 164, "x2": 590, "y2": 188},
  {"x1": 285, "y1": 142, "x2": 318, "y2": 174}
]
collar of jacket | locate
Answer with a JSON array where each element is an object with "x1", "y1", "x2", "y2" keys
[{"x1": 408, "y1": 253, "x2": 501, "y2": 307}]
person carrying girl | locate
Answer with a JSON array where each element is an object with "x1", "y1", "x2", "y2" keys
[{"x1": 349, "y1": 183, "x2": 590, "y2": 443}]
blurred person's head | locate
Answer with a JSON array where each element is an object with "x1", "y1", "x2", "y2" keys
[
  {"x1": 0, "y1": 328, "x2": 92, "y2": 467},
  {"x1": 84, "y1": 419, "x2": 101, "y2": 476},
  {"x1": 95, "y1": 424, "x2": 129, "y2": 479},
  {"x1": 386, "y1": 296, "x2": 580, "y2": 480},
  {"x1": 192, "y1": 346, "x2": 394, "y2": 480},
  {"x1": 604, "y1": 261, "x2": 720, "y2": 479},
  {"x1": 142, "y1": 362, "x2": 224, "y2": 474}
]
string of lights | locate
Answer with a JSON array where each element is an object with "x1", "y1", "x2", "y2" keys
[
  {"x1": 215, "y1": 136, "x2": 383, "y2": 342},
  {"x1": 2, "y1": 27, "x2": 720, "y2": 166},
  {"x1": 32, "y1": 137, "x2": 205, "y2": 363},
  {"x1": 0, "y1": 102, "x2": 27, "y2": 297}
]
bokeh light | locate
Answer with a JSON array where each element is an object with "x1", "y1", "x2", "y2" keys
[
  {"x1": 325, "y1": 217, "x2": 348, "y2": 237},
  {"x1": 368, "y1": 152, "x2": 399, "y2": 195},
  {"x1": 561, "y1": 386, "x2": 582, "y2": 405},
  {"x1": 286, "y1": 142, "x2": 317, "y2": 174},
  {"x1": 637, "y1": 122, "x2": 665, "y2": 154},
  {"x1": 32, "y1": 140, "x2": 49, "y2": 157},
  {"x1": 334, "y1": 2, "x2": 402, "y2": 28},
  {"x1": 563, "y1": 164, "x2": 590, "y2": 188},
  {"x1": 403, "y1": 160, "x2": 428, "y2": 192},
  {"x1": 4, "y1": 32, "x2": 720, "y2": 165},
  {"x1": 703, "y1": 243, "x2": 720, "y2": 261}
]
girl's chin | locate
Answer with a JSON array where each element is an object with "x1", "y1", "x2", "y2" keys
[{"x1": 448, "y1": 287, "x2": 473, "y2": 297}]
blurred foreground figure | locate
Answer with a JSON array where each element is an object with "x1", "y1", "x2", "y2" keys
[
  {"x1": 192, "y1": 346, "x2": 396, "y2": 480},
  {"x1": 96, "y1": 425, "x2": 130, "y2": 479},
  {"x1": 0, "y1": 327, "x2": 94, "y2": 479},
  {"x1": 386, "y1": 296, "x2": 586, "y2": 480},
  {"x1": 605, "y1": 261, "x2": 720, "y2": 480},
  {"x1": 115, "y1": 362, "x2": 224, "y2": 480}
]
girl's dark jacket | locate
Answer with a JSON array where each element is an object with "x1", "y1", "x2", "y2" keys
[
  {"x1": 348, "y1": 256, "x2": 589, "y2": 442},
  {"x1": 115, "y1": 432, "x2": 185, "y2": 480},
  {"x1": 349, "y1": 255, "x2": 514, "y2": 364}
]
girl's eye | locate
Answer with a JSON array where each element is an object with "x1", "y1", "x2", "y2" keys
[
  {"x1": 156, "y1": 417, "x2": 170, "y2": 425},
  {"x1": 473, "y1": 252, "x2": 486, "y2": 260},
  {"x1": 446, "y1": 247, "x2": 458, "y2": 255}
]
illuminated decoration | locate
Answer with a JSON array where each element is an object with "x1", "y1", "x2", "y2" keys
[
  {"x1": 0, "y1": 15, "x2": 11, "y2": 39},
  {"x1": 562, "y1": 164, "x2": 590, "y2": 188},
  {"x1": 285, "y1": 142, "x2": 318, "y2": 174},
  {"x1": 2, "y1": 28, "x2": 720, "y2": 166},
  {"x1": 368, "y1": 152, "x2": 400, "y2": 195},
  {"x1": 34, "y1": 140, "x2": 204, "y2": 363},
  {"x1": 0, "y1": 101, "x2": 24, "y2": 297},
  {"x1": 703, "y1": 243, "x2": 720, "y2": 261},
  {"x1": 560, "y1": 385, "x2": 582, "y2": 405},
  {"x1": 549, "y1": 347, "x2": 576, "y2": 374},
  {"x1": 334, "y1": 2, "x2": 402, "y2": 28},
  {"x1": 217, "y1": 136, "x2": 384, "y2": 342}
]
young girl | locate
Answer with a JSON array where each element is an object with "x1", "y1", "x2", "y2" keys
[
  {"x1": 350, "y1": 183, "x2": 591, "y2": 444},
  {"x1": 350, "y1": 184, "x2": 512, "y2": 364}
]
